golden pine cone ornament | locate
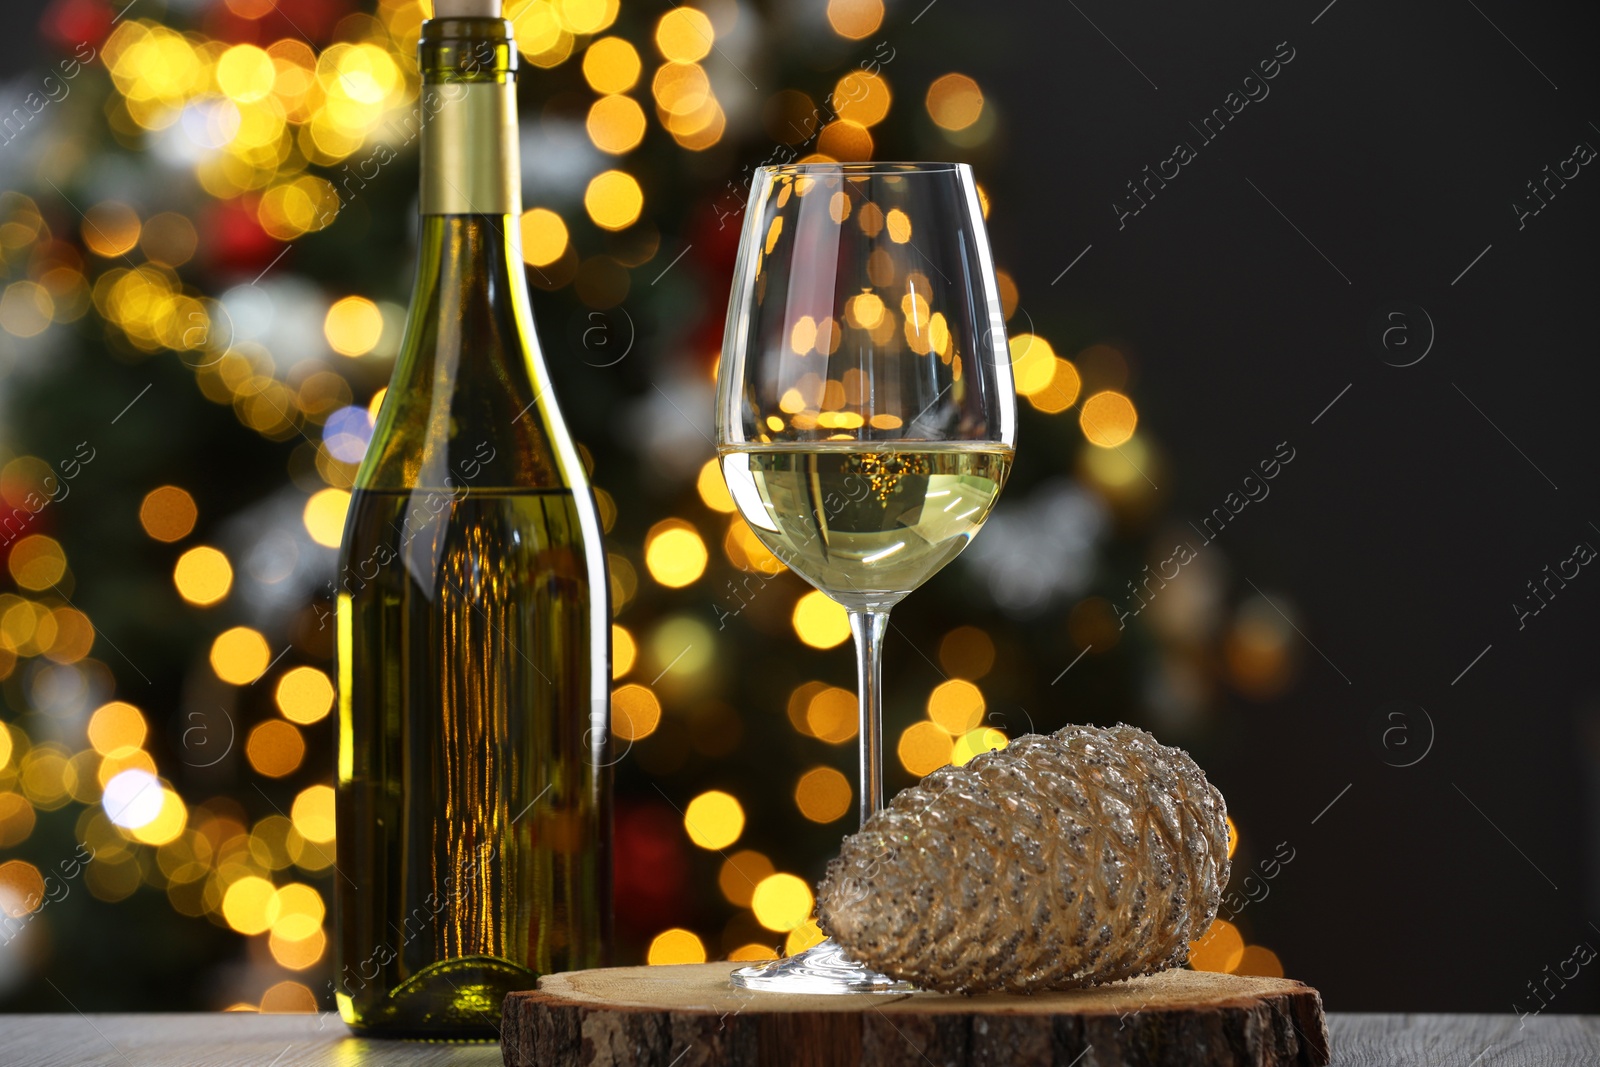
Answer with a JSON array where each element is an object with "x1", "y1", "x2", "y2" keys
[{"x1": 815, "y1": 723, "x2": 1229, "y2": 994}]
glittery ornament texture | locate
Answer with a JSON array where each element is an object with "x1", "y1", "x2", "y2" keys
[{"x1": 815, "y1": 723, "x2": 1230, "y2": 994}]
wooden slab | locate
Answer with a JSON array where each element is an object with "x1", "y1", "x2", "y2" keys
[{"x1": 501, "y1": 963, "x2": 1330, "y2": 1067}]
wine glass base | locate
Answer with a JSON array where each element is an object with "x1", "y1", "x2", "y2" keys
[{"x1": 729, "y1": 938, "x2": 916, "y2": 994}]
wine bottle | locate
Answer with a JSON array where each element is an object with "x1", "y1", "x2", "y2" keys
[{"x1": 333, "y1": 4, "x2": 611, "y2": 1038}]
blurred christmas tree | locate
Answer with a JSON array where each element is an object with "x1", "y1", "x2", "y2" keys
[{"x1": 0, "y1": 0, "x2": 1294, "y2": 1012}]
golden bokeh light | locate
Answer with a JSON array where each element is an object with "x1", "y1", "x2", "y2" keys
[
  {"x1": 303, "y1": 488, "x2": 350, "y2": 548},
  {"x1": 794, "y1": 766, "x2": 852, "y2": 823},
  {"x1": 323, "y1": 296, "x2": 384, "y2": 357},
  {"x1": 87, "y1": 702, "x2": 147, "y2": 756},
  {"x1": 276, "y1": 667, "x2": 334, "y2": 725},
  {"x1": 259, "y1": 980, "x2": 318, "y2": 1014},
  {"x1": 0, "y1": 859, "x2": 45, "y2": 918},
  {"x1": 805, "y1": 686, "x2": 858, "y2": 743},
  {"x1": 222, "y1": 874, "x2": 278, "y2": 935},
  {"x1": 269, "y1": 927, "x2": 327, "y2": 970},
  {"x1": 510, "y1": 2, "x2": 570, "y2": 64},
  {"x1": 652, "y1": 61, "x2": 711, "y2": 116},
  {"x1": 926, "y1": 73, "x2": 984, "y2": 130},
  {"x1": 7, "y1": 534, "x2": 65, "y2": 590},
  {"x1": 98, "y1": 749, "x2": 157, "y2": 791},
  {"x1": 751, "y1": 873, "x2": 813, "y2": 932},
  {"x1": 22, "y1": 746, "x2": 71, "y2": 810},
  {"x1": 173, "y1": 546, "x2": 233, "y2": 606},
  {"x1": 665, "y1": 102, "x2": 726, "y2": 152},
  {"x1": 786, "y1": 681, "x2": 824, "y2": 735},
  {"x1": 0, "y1": 793, "x2": 34, "y2": 849},
  {"x1": 847, "y1": 291, "x2": 885, "y2": 331},
  {"x1": 898, "y1": 721, "x2": 953, "y2": 776},
  {"x1": 0, "y1": 282, "x2": 53, "y2": 337},
  {"x1": 258, "y1": 177, "x2": 341, "y2": 241},
  {"x1": 584, "y1": 170, "x2": 644, "y2": 231},
  {"x1": 130, "y1": 787, "x2": 187, "y2": 845},
  {"x1": 210, "y1": 626, "x2": 271, "y2": 685},
  {"x1": 583, "y1": 36, "x2": 641, "y2": 94},
  {"x1": 216, "y1": 44, "x2": 277, "y2": 104},
  {"x1": 1029, "y1": 359, "x2": 1083, "y2": 415},
  {"x1": 82, "y1": 201, "x2": 140, "y2": 258},
  {"x1": 644, "y1": 519, "x2": 708, "y2": 588},
  {"x1": 291, "y1": 784, "x2": 336, "y2": 844},
  {"x1": 1080, "y1": 432, "x2": 1155, "y2": 493},
  {"x1": 789, "y1": 315, "x2": 817, "y2": 355},
  {"x1": 816, "y1": 120, "x2": 872, "y2": 162},
  {"x1": 834, "y1": 70, "x2": 891, "y2": 127},
  {"x1": 648, "y1": 615, "x2": 713, "y2": 678},
  {"x1": 785, "y1": 917, "x2": 827, "y2": 955},
  {"x1": 139, "y1": 486, "x2": 198, "y2": 542},
  {"x1": 717, "y1": 849, "x2": 774, "y2": 907},
  {"x1": 951, "y1": 727, "x2": 1007, "y2": 766},
  {"x1": 655, "y1": 8, "x2": 714, "y2": 63},
  {"x1": 683, "y1": 789, "x2": 744, "y2": 850},
  {"x1": 519, "y1": 207, "x2": 569, "y2": 268},
  {"x1": 647, "y1": 927, "x2": 707, "y2": 964},
  {"x1": 729, "y1": 943, "x2": 778, "y2": 962},
  {"x1": 885, "y1": 208, "x2": 912, "y2": 244},
  {"x1": 557, "y1": 0, "x2": 618, "y2": 35},
  {"x1": 271, "y1": 882, "x2": 325, "y2": 941},
  {"x1": 826, "y1": 0, "x2": 884, "y2": 39},
  {"x1": 792, "y1": 590, "x2": 850, "y2": 649},
  {"x1": 1080, "y1": 391, "x2": 1138, "y2": 448},
  {"x1": 612, "y1": 624, "x2": 637, "y2": 678},
  {"x1": 45, "y1": 608, "x2": 92, "y2": 665},
  {"x1": 587, "y1": 94, "x2": 647, "y2": 154},
  {"x1": 1189, "y1": 918, "x2": 1245, "y2": 973},
  {"x1": 247, "y1": 720, "x2": 306, "y2": 778},
  {"x1": 1227, "y1": 816, "x2": 1238, "y2": 859},
  {"x1": 696, "y1": 458, "x2": 736, "y2": 513},
  {"x1": 926, "y1": 678, "x2": 985, "y2": 734},
  {"x1": 724, "y1": 516, "x2": 783, "y2": 575},
  {"x1": 1008, "y1": 333, "x2": 1056, "y2": 396},
  {"x1": 1235, "y1": 945, "x2": 1285, "y2": 978},
  {"x1": 611, "y1": 683, "x2": 661, "y2": 741}
]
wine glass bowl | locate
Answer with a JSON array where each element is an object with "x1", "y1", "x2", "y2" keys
[
  {"x1": 719, "y1": 163, "x2": 1013, "y2": 447},
  {"x1": 716, "y1": 162, "x2": 1016, "y2": 994}
]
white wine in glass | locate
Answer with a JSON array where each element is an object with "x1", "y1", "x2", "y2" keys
[
  {"x1": 720, "y1": 443, "x2": 1010, "y2": 611},
  {"x1": 716, "y1": 162, "x2": 1016, "y2": 993}
]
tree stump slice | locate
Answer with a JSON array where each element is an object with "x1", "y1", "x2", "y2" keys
[{"x1": 502, "y1": 963, "x2": 1330, "y2": 1067}]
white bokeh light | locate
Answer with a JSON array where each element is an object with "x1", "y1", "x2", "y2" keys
[{"x1": 102, "y1": 769, "x2": 163, "y2": 829}]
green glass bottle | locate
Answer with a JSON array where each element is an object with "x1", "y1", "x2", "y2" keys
[{"x1": 333, "y1": 9, "x2": 611, "y2": 1038}]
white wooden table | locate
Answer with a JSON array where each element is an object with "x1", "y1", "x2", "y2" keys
[{"x1": 5, "y1": 1011, "x2": 1598, "y2": 1065}]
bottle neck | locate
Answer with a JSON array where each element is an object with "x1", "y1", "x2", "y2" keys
[
  {"x1": 409, "y1": 14, "x2": 531, "y2": 343},
  {"x1": 418, "y1": 17, "x2": 521, "y2": 218},
  {"x1": 354, "y1": 15, "x2": 569, "y2": 493}
]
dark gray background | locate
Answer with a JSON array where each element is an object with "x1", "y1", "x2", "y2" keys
[{"x1": 949, "y1": 0, "x2": 1600, "y2": 1015}]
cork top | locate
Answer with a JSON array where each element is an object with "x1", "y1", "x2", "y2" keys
[{"x1": 430, "y1": 0, "x2": 501, "y2": 16}]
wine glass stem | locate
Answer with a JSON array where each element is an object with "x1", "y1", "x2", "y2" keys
[{"x1": 848, "y1": 609, "x2": 890, "y2": 826}]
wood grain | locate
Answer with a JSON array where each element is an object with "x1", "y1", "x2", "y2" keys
[
  {"x1": 501, "y1": 963, "x2": 1332, "y2": 1067},
  {"x1": 1327, "y1": 1013, "x2": 1600, "y2": 1065}
]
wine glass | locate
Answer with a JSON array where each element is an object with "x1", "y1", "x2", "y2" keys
[{"x1": 716, "y1": 162, "x2": 1016, "y2": 993}]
